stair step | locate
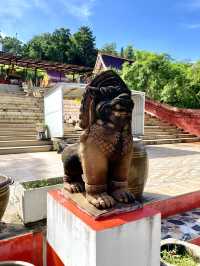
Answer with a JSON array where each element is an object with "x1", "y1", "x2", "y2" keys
[
  {"x1": 64, "y1": 137, "x2": 79, "y2": 141},
  {"x1": 0, "y1": 145, "x2": 52, "y2": 155},
  {"x1": 0, "y1": 113, "x2": 43, "y2": 117},
  {"x1": 0, "y1": 131, "x2": 36, "y2": 136},
  {"x1": 145, "y1": 125, "x2": 177, "y2": 129},
  {"x1": 0, "y1": 140, "x2": 52, "y2": 147},
  {"x1": 144, "y1": 130, "x2": 184, "y2": 135},
  {"x1": 0, "y1": 119, "x2": 43, "y2": 124},
  {"x1": 0, "y1": 135, "x2": 37, "y2": 141},
  {"x1": 0, "y1": 111, "x2": 43, "y2": 116},
  {"x1": 144, "y1": 128, "x2": 182, "y2": 133},
  {"x1": 143, "y1": 137, "x2": 200, "y2": 145},
  {"x1": 0, "y1": 93, "x2": 43, "y2": 100},
  {"x1": 0, "y1": 127, "x2": 36, "y2": 132},
  {"x1": 144, "y1": 122, "x2": 169, "y2": 126},
  {"x1": 143, "y1": 134, "x2": 196, "y2": 140},
  {"x1": 0, "y1": 123, "x2": 36, "y2": 128},
  {"x1": 0, "y1": 104, "x2": 43, "y2": 109}
]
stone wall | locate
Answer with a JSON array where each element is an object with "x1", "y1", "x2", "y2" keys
[
  {"x1": 145, "y1": 99, "x2": 200, "y2": 137},
  {"x1": 63, "y1": 99, "x2": 80, "y2": 124}
]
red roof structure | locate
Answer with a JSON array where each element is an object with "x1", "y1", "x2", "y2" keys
[{"x1": 0, "y1": 52, "x2": 92, "y2": 74}]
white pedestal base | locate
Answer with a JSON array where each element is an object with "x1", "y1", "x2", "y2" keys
[{"x1": 47, "y1": 190, "x2": 161, "y2": 266}]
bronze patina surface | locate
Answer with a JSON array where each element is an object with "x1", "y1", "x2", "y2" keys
[{"x1": 62, "y1": 70, "x2": 143, "y2": 210}]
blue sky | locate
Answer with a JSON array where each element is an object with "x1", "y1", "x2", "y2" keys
[{"x1": 1, "y1": 0, "x2": 200, "y2": 60}]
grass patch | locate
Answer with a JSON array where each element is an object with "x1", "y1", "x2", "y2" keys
[
  {"x1": 161, "y1": 246, "x2": 198, "y2": 266},
  {"x1": 22, "y1": 177, "x2": 63, "y2": 189}
]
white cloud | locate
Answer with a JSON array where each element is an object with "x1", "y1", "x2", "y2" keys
[
  {"x1": 179, "y1": 1, "x2": 200, "y2": 30},
  {"x1": 0, "y1": 31, "x2": 7, "y2": 38},
  {"x1": 186, "y1": 23, "x2": 200, "y2": 29},
  {"x1": 0, "y1": 0, "x2": 96, "y2": 36},
  {"x1": 0, "y1": 0, "x2": 95, "y2": 22},
  {"x1": 59, "y1": 0, "x2": 96, "y2": 19},
  {"x1": 0, "y1": 0, "x2": 31, "y2": 19}
]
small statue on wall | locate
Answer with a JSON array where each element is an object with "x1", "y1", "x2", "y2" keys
[{"x1": 62, "y1": 70, "x2": 136, "y2": 209}]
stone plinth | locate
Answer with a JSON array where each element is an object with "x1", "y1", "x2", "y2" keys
[{"x1": 47, "y1": 189, "x2": 161, "y2": 266}]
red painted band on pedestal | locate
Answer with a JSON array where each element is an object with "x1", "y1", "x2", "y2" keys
[{"x1": 48, "y1": 189, "x2": 160, "y2": 231}]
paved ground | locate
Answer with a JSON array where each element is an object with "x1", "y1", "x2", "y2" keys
[
  {"x1": 146, "y1": 142, "x2": 200, "y2": 198},
  {"x1": 0, "y1": 152, "x2": 64, "y2": 182},
  {"x1": 1, "y1": 142, "x2": 200, "y2": 226},
  {"x1": 0, "y1": 142, "x2": 199, "y2": 195}
]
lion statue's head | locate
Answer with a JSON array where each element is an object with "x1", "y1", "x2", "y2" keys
[{"x1": 79, "y1": 70, "x2": 134, "y2": 129}]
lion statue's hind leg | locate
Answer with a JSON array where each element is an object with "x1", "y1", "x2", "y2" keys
[{"x1": 62, "y1": 143, "x2": 85, "y2": 193}]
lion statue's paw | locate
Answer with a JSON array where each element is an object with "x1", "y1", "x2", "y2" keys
[
  {"x1": 111, "y1": 190, "x2": 135, "y2": 204},
  {"x1": 86, "y1": 192, "x2": 116, "y2": 209},
  {"x1": 64, "y1": 182, "x2": 85, "y2": 193}
]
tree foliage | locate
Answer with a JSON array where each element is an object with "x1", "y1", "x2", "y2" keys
[
  {"x1": 1, "y1": 36, "x2": 23, "y2": 55},
  {"x1": 1, "y1": 27, "x2": 96, "y2": 67},
  {"x1": 121, "y1": 50, "x2": 200, "y2": 108},
  {"x1": 100, "y1": 42, "x2": 118, "y2": 56},
  {"x1": 1, "y1": 29, "x2": 200, "y2": 109},
  {"x1": 124, "y1": 45, "x2": 135, "y2": 60},
  {"x1": 68, "y1": 26, "x2": 97, "y2": 67}
]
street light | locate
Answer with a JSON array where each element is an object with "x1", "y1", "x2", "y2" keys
[{"x1": 0, "y1": 30, "x2": 3, "y2": 52}]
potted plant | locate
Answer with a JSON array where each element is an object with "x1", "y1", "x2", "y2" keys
[
  {"x1": 0, "y1": 175, "x2": 13, "y2": 220},
  {"x1": 14, "y1": 177, "x2": 63, "y2": 224},
  {"x1": 36, "y1": 122, "x2": 48, "y2": 140},
  {"x1": 161, "y1": 238, "x2": 200, "y2": 266}
]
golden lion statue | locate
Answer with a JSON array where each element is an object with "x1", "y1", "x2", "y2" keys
[{"x1": 62, "y1": 70, "x2": 135, "y2": 209}]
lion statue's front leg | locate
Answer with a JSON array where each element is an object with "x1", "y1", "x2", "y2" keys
[
  {"x1": 80, "y1": 137, "x2": 115, "y2": 209},
  {"x1": 109, "y1": 152, "x2": 135, "y2": 203}
]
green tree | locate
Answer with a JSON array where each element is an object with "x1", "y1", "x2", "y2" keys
[
  {"x1": 69, "y1": 26, "x2": 97, "y2": 67},
  {"x1": 23, "y1": 28, "x2": 71, "y2": 63},
  {"x1": 121, "y1": 50, "x2": 200, "y2": 108},
  {"x1": 124, "y1": 45, "x2": 135, "y2": 60},
  {"x1": 23, "y1": 34, "x2": 48, "y2": 59},
  {"x1": 100, "y1": 42, "x2": 118, "y2": 56},
  {"x1": 51, "y1": 28, "x2": 71, "y2": 62},
  {"x1": 1, "y1": 36, "x2": 23, "y2": 55},
  {"x1": 120, "y1": 47, "x2": 124, "y2": 57}
]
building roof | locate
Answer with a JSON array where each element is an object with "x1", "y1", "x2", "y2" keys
[
  {"x1": 100, "y1": 53, "x2": 134, "y2": 70},
  {"x1": 0, "y1": 52, "x2": 92, "y2": 74}
]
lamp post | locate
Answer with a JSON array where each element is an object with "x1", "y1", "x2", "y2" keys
[
  {"x1": 15, "y1": 32, "x2": 18, "y2": 55},
  {"x1": 0, "y1": 30, "x2": 3, "y2": 52}
]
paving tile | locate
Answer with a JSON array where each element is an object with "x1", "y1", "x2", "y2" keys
[{"x1": 161, "y1": 207, "x2": 200, "y2": 241}]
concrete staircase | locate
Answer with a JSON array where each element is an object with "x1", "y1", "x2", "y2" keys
[
  {"x1": 63, "y1": 113, "x2": 200, "y2": 145},
  {"x1": 142, "y1": 113, "x2": 200, "y2": 145},
  {"x1": 0, "y1": 92, "x2": 52, "y2": 154}
]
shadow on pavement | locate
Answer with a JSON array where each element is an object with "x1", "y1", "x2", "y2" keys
[{"x1": 147, "y1": 145, "x2": 200, "y2": 159}]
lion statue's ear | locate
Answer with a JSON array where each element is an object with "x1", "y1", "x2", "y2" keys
[{"x1": 79, "y1": 70, "x2": 130, "y2": 129}]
